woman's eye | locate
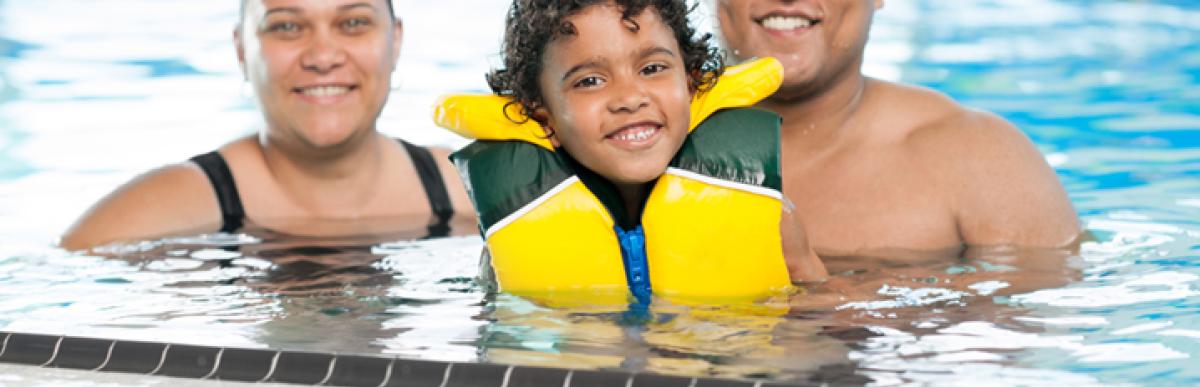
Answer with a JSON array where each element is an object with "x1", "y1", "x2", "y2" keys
[
  {"x1": 266, "y1": 22, "x2": 301, "y2": 33},
  {"x1": 573, "y1": 76, "x2": 604, "y2": 89},
  {"x1": 641, "y1": 63, "x2": 668, "y2": 76},
  {"x1": 268, "y1": 22, "x2": 298, "y2": 32}
]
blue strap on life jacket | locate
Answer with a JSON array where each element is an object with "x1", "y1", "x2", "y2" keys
[{"x1": 615, "y1": 225, "x2": 653, "y2": 304}]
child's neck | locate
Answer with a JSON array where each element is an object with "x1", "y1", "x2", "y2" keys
[{"x1": 615, "y1": 182, "x2": 651, "y2": 229}]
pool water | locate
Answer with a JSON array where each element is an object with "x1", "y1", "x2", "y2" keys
[{"x1": 2, "y1": 0, "x2": 1199, "y2": 385}]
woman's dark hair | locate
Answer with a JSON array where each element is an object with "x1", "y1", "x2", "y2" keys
[{"x1": 487, "y1": 0, "x2": 724, "y2": 122}]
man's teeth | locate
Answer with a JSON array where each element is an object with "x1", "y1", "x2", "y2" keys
[
  {"x1": 614, "y1": 126, "x2": 657, "y2": 141},
  {"x1": 761, "y1": 16, "x2": 814, "y2": 30},
  {"x1": 301, "y1": 86, "x2": 350, "y2": 97}
]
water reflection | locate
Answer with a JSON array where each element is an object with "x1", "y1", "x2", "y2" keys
[{"x1": 0, "y1": 0, "x2": 1198, "y2": 384}]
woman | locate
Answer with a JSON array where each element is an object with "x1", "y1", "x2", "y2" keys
[{"x1": 60, "y1": 0, "x2": 473, "y2": 250}]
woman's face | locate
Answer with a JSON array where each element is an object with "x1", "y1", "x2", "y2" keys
[{"x1": 237, "y1": 0, "x2": 402, "y2": 149}]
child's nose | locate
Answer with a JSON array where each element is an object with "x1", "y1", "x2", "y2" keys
[{"x1": 606, "y1": 78, "x2": 651, "y2": 113}]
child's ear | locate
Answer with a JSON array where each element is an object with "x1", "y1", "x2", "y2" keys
[{"x1": 531, "y1": 108, "x2": 561, "y2": 147}]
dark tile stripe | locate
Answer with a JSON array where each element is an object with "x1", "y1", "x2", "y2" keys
[
  {"x1": 444, "y1": 362, "x2": 508, "y2": 387},
  {"x1": 269, "y1": 351, "x2": 336, "y2": 384},
  {"x1": 49, "y1": 337, "x2": 112, "y2": 370},
  {"x1": 0, "y1": 333, "x2": 58, "y2": 365},
  {"x1": 387, "y1": 358, "x2": 451, "y2": 387},
  {"x1": 213, "y1": 347, "x2": 275, "y2": 382},
  {"x1": 632, "y1": 373, "x2": 694, "y2": 387},
  {"x1": 99, "y1": 340, "x2": 167, "y2": 374},
  {"x1": 156, "y1": 344, "x2": 221, "y2": 378},
  {"x1": 508, "y1": 365, "x2": 569, "y2": 387},
  {"x1": 0, "y1": 331, "x2": 793, "y2": 387},
  {"x1": 326, "y1": 354, "x2": 393, "y2": 387}
]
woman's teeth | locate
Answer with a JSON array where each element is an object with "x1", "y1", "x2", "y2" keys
[
  {"x1": 760, "y1": 15, "x2": 815, "y2": 31},
  {"x1": 612, "y1": 126, "x2": 657, "y2": 142},
  {"x1": 300, "y1": 86, "x2": 351, "y2": 97}
]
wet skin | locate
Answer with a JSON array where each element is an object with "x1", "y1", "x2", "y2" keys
[
  {"x1": 715, "y1": 0, "x2": 1081, "y2": 257},
  {"x1": 60, "y1": 0, "x2": 476, "y2": 249}
]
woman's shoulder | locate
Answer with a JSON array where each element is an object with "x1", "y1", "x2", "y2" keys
[{"x1": 59, "y1": 156, "x2": 226, "y2": 251}]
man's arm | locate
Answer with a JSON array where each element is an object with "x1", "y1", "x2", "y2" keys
[{"x1": 933, "y1": 110, "x2": 1082, "y2": 248}]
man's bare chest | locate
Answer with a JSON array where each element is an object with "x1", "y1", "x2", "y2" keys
[{"x1": 782, "y1": 150, "x2": 963, "y2": 254}]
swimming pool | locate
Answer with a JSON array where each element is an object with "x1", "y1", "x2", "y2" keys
[{"x1": 1, "y1": 0, "x2": 1199, "y2": 385}]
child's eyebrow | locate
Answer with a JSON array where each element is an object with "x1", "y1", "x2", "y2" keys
[
  {"x1": 637, "y1": 46, "x2": 678, "y2": 60},
  {"x1": 560, "y1": 46, "x2": 678, "y2": 83},
  {"x1": 561, "y1": 58, "x2": 607, "y2": 83}
]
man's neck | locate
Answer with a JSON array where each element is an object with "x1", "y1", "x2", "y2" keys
[{"x1": 760, "y1": 70, "x2": 870, "y2": 144}]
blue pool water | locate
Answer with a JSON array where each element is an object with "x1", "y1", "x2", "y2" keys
[{"x1": 1, "y1": 0, "x2": 1199, "y2": 385}]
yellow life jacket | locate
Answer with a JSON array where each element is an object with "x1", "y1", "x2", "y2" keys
[{"x1": 435, "y1": 58, "x2": 792, "y2": 304}]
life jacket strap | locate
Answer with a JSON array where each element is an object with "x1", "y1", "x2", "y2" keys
[{"x1": 616, "y1": 225, "x2": 652, "y2": 304}]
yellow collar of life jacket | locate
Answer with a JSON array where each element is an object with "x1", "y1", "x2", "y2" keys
[{"x1": 435, "y1": 58, "x2": 792, "y2": 305}]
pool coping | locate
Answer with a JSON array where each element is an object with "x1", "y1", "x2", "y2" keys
[{"x1": 0, "y1": 330, "x2": 821, "y2": 387}]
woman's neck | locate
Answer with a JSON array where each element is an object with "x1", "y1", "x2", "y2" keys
[{"x1": 258, "y1": 130, "x2": 387, "y2": 216}]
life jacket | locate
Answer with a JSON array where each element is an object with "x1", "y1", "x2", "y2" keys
[{"x1": 435, "y1": 58, "x2": 792, "y2": 304}]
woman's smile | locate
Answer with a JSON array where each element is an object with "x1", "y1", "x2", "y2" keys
[{"x1": 291, "y1": 83, "x2": 360, "y2": 105}]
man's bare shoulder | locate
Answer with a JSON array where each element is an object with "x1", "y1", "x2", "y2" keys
[
  {"x1": 865, "y1": 80, "x2": 1032, "y2": 161},
  {"x1": 868, "y1": 80, "x2": 1080, "y2": 247}
]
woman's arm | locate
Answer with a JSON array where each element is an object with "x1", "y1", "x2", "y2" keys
[{"x1": 59, "y1": 162, "x2": 222, "y2": 250}]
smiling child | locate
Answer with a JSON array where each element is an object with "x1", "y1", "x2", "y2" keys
[{"x1": 438, "y1": 0, "x2": 825, "y2": 304}]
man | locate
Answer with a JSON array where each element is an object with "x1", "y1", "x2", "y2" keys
[{"x1": 714, "y1": 0, "x2": 1081, "y2": 258}]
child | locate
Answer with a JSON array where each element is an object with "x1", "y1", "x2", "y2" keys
[{"x1": 436, "y1": 0, "x2": 825, "y2": 304}]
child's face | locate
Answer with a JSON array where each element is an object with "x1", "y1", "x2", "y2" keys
[{"x1": 537, "y1": 5, "x2": 692, "y2": 185}]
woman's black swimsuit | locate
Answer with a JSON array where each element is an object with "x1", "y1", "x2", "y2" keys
[{"x1": 189, "y1": 140, "x2": 455, "y2": 238}]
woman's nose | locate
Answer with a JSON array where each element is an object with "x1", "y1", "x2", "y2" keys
[{"x1": 300, "y1": 30, "x2": 347, "y2": 74}]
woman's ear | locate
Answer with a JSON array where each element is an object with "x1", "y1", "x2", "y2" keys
[
  {"x1": 233, "y1": 26, "x2": 247, "y2": 79},
  {"x1": 391, "y1": 17, "x2": 404, "y2": 67}
]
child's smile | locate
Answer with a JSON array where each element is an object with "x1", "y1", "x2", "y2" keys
[
  {"x1": 536, "y1": 4, "x2": 692, "y2": 186},
  {"x1": 604, "y1": 120, "x2": 663, "y2": 150}
]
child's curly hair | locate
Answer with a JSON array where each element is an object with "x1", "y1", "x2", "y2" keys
[{"x1": 487, "y1": 0, "x2": 724, "y2": 122}]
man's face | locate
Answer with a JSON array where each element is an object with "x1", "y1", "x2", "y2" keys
[{"x1": 716, "y1": 0, "x2": 881, "y2": 100}]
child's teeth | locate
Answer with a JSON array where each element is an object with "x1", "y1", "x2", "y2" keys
[
  {"x1": 617, "y1": 126, "x2": 655, "y2": 141},
  {"x1": 761, "y1": 16, "x2": 813, "y2": 30}
]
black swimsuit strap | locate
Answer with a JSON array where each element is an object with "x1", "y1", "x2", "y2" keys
[
  {"x1": 398, "y1": 140, "x2": 455, "y2": 238},
  {"x1": 190, "y1": 151, "x2": 246, "y2": 233},
  {"x1": 190, "y1": 143, "x2": 453, "y2": 238}
]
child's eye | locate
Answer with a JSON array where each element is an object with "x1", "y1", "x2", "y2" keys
[
  {"x1": 573, "y1": 76, "x2": 605, "y2": 89},
  {"x1": 641, "y1": 63, "x2": 668, "y2": 76}
]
